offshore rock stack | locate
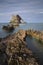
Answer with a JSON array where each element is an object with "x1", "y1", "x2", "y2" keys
[
  {"x1": 2, "y1": 15, "x2": 25, "y2": 32},
  {"x1": 0, "y1": 30, "x2": 39, "y2": 65},
  {"x1": 2, "y1": 24, "x2": 14, "y2": 32},
  {"x1": 10, "y1": 15, "x2": 25, "y2": 25}
]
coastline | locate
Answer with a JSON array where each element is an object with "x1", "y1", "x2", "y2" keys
[{"x1": 0, "y1": 29, "x2": 39, "y2": 65}]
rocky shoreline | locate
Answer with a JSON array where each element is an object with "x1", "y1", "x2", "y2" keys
[
  {"x1": 0, "y1": 30, "x2": 39, "y2": 65},
  {"x1": 27, "y1": 30, "x2": 43, "y2": 44}
]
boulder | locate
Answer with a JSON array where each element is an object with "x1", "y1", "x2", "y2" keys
[{"x1": 17, "y1": 30, "x2": 26, "y2": 40}]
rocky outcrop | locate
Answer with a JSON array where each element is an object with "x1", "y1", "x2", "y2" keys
[
  {"x1": 26, "y1": 30, "x2": 43, "y2": 43},
  {"x1": 10, "y1": 15, "x2": 26, "y2": 26},
  {"x1": 0, "y1": 30, "x2": 39, "y2": 65},
  {"x1": 2, "y1": 24, "x2": 14, "y2": 32},
  {"x1": 16, "y1": 30, "x2": 27, "y2": 40},
  {"x1": 10, "y1": 15, "x2": 21, "y2": 23},
  {"x1": 2, "y1": 15, "x2": 26, "y2": 32}
]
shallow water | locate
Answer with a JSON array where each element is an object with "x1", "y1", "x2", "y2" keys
[{"x1": 26, "y1": 36, "x2": 43, "y2": 65}]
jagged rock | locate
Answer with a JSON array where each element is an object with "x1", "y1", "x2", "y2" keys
[
  {"x1": 17, "y1": 30, "x2": 27, "y2": 40},
  {"x1": 2, "y1": 24, "x2": 14, "y2": 32},
  {"x1": 2, "y1": 15, "x2": 26, "y2": 32},
  {"x1": 0, "y1": 30, "x2": 39, "y2": 65},
  {"x1": 10, "y1": 15, "x2": 26, "y2": 27},
  {"x1": 10, "y1": 15, "x2": 24, "y2": 24},
  {"x1": 10, "y1": 15, "x2": 21, "y2": 23},
  {"x1": 26, "y1": 30, "x2": 43, "y2": 44}
]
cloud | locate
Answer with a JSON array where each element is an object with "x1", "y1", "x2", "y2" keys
[
  {"x1": 0, "y1": 0, "x2": 43, "y2": 13},
  {"x1": 0, "y1": 10, "x2": 27, "y2": 15},
  {"x1": 40, "y1": 12, "x2": 43, "y2": 14},
  {"x1": 0, "y1": 8, "x2": 43, "y2": 16},
  {"x1": 0, "y1": 0, "x2": 43, "y2": 15},
  {"x1": 0, "y1": 0, "x2": 43, "y2": 23}
]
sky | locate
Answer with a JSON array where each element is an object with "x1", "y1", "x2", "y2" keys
[{"x1": 0, "y1": 0, "x2": 43, "y2": 23}]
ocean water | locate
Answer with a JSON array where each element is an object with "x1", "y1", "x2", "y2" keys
[
  {"x1": 26, "y1": 36, "x2": 43, "y2": 65},
  {"x1": 0, "y1": 23, "x2": 43, "y2": 38}
]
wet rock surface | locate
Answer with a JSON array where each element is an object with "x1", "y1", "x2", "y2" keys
[
  {"x1": 2, "y1": 24, "x2": 14, "y2": 32},
  {"x1": 26, "y1": 30, "x2": 43, "y2": 44},
  {"x1": 0, "y1": 30, "x2": 39, "y2": 65},
  {"x1": 2, "y1": 15, "x2": 26, "y2": 32}
]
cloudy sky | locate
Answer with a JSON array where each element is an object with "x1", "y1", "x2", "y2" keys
[{"x1": 0, "y1": 0, "x2": 43, "y2": 23}]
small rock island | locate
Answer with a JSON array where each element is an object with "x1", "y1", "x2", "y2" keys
[
  {"x1": 2, "y1": 25, "x2": 14, "y2": 32},
  {"x1": 2, "y1": 15, "x2": 25, "y2": 32},
  {"x1": 10, "y1": 15, "x2": 25, "y2": 25}
]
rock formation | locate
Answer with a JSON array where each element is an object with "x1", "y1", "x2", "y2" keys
[
  {"x1": 26, "y1": 30, "x2": 43, "y2": 43},
  {"x1": 2, "y1": 24, "x2": 14, "y2": 32},
  {"x1": 2, "y1": 15, "x2": 26, "y2": 32},
  {"x1": 17, "y1": 30, "x2": 27, "y2": 40},
  {"x1": 0, "y1": 30, "x2": 39, "y2": 65},
  {"x1": 10, "y1": 15, "x2": 25, "y2": 26}
]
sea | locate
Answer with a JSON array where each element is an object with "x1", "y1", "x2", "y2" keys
[{"x1": 0, "y1": 23, "x2": 43, "y2": 38}]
